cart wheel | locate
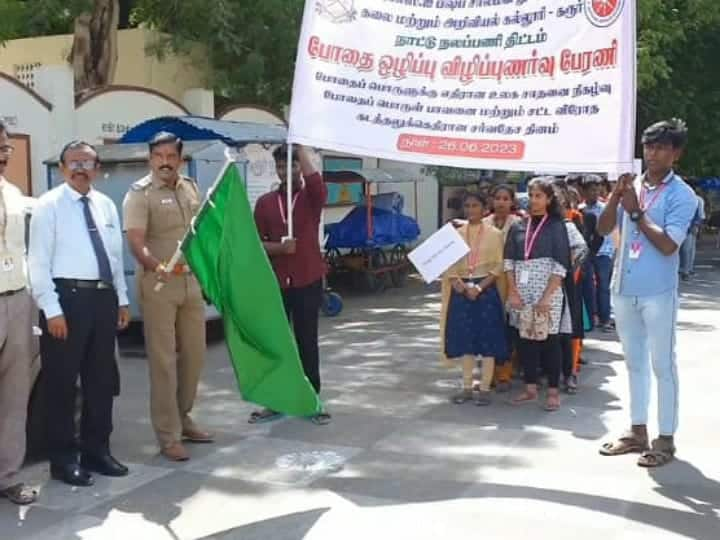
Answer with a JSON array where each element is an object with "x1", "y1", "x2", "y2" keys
[
  {"x1": 390, "y1": 244, "x2": 409, "y2": 287},
  {"x1": 321, "y1": 291, "x2": 343, "y2": 317},
  {"x1": 365, "y1": 248, "x2": 389, "y2": 293}
]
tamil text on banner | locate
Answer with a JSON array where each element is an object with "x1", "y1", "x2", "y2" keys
[{"x1": 288, "y1": 0, "x2": 636, "y2": 173}]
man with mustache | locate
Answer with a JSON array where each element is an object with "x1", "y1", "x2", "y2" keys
[
  {"x1": 123, "y1": 132, "x2": 210, "y2": 462},
  {"x1": 0, "y1": 121, "x2": 37, "y2": 503},
  {"x1": 29, "y1": 140, "x2": 130, "y2": 486}
]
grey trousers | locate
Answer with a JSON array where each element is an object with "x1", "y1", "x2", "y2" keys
[{"x1": 0, "y1": 289, "x2": 34, "y2": 489}]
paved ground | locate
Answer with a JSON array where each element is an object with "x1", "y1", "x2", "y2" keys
[{"x1": 2, "y1": 246, "x2": 720, "y2": 540}]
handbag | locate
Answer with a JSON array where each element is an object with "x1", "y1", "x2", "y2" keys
[{"x1": 518, "y1": 305, "x2": 550, "y2": 341}]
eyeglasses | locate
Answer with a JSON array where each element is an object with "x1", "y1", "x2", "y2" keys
[
  {"x1": 0, "y1": 145, "x2": 14, "y2": 154},
  {"x1": 67, "y1": 160, "x2": 97, "y2": 171}
]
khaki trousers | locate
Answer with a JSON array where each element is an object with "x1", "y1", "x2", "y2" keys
[
  {"x1": 0, "y1": 289, "x2": 34, "y2": 489},
  {"x1": 140, "y1": 273, "x2": 206, "y2": 447}
]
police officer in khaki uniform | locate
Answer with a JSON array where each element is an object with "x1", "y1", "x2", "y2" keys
[{"x1": 123, "y1": 132, "x2": 211, "y2": 462}]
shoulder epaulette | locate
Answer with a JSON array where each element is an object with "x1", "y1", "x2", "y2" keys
[{"x1": 130, "y1": 176, "x2": 153, "y2": 192}]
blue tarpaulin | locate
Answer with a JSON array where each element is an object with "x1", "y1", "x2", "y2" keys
[{"x1": 326, "y1": 206, "x2": 420, "y2": 249}]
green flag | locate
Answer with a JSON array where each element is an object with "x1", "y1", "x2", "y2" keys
[{"x1": 182, "y1": 162, "x2": 322, "y2": 417}]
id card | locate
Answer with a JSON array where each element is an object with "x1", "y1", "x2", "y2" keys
[
  {"x1": 519, "y1": 270, "x2": 530, "y2": 285},
  {"x1": 2, "y1": 257, "x2": 14, "y2": 272},
  {"x1": 629, "y1": 241, "x2": 642, "y2": 260}
]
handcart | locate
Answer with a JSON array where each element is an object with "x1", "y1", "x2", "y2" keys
[{"x1": 323, "y1": 169, "x2": 422, "y2": 293}]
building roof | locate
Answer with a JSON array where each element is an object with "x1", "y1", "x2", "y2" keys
[
  {"x1": 44, "y1": 140, "x2": 220, "y2": 165},
  {"x1": 120, "y1": 115, "x2": 287, "y2": 145}
]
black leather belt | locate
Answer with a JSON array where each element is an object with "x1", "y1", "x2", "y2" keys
[
  {"x1": 0, "y1": 287, "x2": 25, "y2": 297},
  {"x1": 54, "y1": 279, "x2": 113, "y2": 290}
]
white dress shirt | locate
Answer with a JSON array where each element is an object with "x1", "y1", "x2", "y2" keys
[
  {"x1": 0, "y1": 177, "x2": 30, "y2": 293},
  {"x1": 28, "y1": 183, "x2": 129, "y2": 319}
]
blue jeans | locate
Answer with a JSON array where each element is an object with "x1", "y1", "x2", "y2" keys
[
  {"x1": 613, "y1": 291, "x2": 680, "y2": 436},
  {"x1": 679, "y1": 232, "x2": 697, "y2": 275},
  {"x1": 583, "y1": 255, "x2": 613, "y2": 324}
]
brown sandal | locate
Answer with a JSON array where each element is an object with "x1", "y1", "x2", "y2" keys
[
  {"x1": 637, "y1": 438, "x2": 676, "y2": 468},
  {"x1": 0, "y1": 483, "x2": 38, "y2": 505},
  {"x1": 511, "y1": 391, "x2": 538, "y2": 405},
  {"x1": 599, "y1": 432, "x2": 649, "y2": 456}
]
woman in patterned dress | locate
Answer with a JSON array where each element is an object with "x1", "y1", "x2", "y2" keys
[
  {"x1": 439, "y1": 192, "x2": 509, "y2": 406},
  {"x1": 504, "y1": 177, "x2": 572, "y2": 411}
]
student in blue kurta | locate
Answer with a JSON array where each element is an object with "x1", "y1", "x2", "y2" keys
[{"x1": 598, "y1": 119, "x2": 697, "y2": 468}]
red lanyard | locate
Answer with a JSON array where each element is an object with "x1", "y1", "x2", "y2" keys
[
  {"x1": 277, "y1": 192, "x2": 300, "y2": 226},
  {"x1": 465, "y1": 225, "x2": 485, "y2": 276},
  {"x1": 524, "y1": 214, "x2": 548, "y2": 260},
  {"x1": 639, "y1": 181, "x2": 669, "y2": 212}
]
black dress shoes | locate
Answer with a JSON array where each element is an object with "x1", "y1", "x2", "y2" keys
[
  {"x1": 50, "y1": 463, "x2": 94, "y2": 487},
  {"x1": 81, "y1": 453, "x2": 129, "y2": 477}
]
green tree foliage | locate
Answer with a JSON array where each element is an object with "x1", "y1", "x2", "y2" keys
[{"x1": 131, "y1": 0, "x2": 304, "y2": 113}]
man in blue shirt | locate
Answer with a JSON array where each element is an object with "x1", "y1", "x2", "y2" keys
[
  {"x1": 580, "y1": 175, "x2": 616, "y2": 332},
  {"x1": 597, "y1": 119, "x2": 696, "y2": 468}
]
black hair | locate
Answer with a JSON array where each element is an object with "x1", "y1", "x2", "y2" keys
[
  {"x1": 527, "y1": 176, "x2": 564, "y2": 218},
  {"x1": 272, "y1": 145, "x2": 299, "y2": 164},
  {"x1": 583, "y1": 174, "x2": 603, "y2": 186},
  {"x1": 462, "y1": 190, "x2": 488, "y2": 208},
  {"x1": 566, "y1": 174, "x2": 583, "y2": 186},
  {"x1": 641, "y1": 118, "x2": 688, "y2": 149},
  {"x1": 60, "y1": 140, "x2": 98, "y2": 165},
  {"x1": 491, "y1": 183, "x2": 516, "y2": 199},
  {"x1": 149, "y1": 131, "x2": 183, "y2": 155}
]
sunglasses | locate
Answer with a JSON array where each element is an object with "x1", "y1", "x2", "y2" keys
[{"x1": 66, "y1": 160, "x2": 98, "y2": 171}]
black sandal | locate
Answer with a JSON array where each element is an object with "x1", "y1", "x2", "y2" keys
[
  {"x1": 637, "y1": 438, "x2": 676, "y2": 468},
  {"x1": 248, "y1": 409, "x2": 283, "y2": 424},
  {"x1": 310, "y1": 412, "x2": 332, "y2": 425}
]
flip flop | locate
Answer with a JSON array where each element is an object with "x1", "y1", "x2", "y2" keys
[
  {"x1": 248, "y1": 409, "x2": 283, "y2": 424},
  {"x1": 0, "y1": 483, "x2": 37, "y2": 505},
  {"x1": 310, "y1": 412, "x2": 332, "y2": 426}
]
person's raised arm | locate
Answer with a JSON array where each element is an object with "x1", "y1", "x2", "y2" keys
[{"x1": 598, "y1": 174, "x2": 630, "y2": 235}]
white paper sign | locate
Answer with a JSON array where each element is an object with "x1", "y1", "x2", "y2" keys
[
  {"x1": 289, "y1": 0, "x2": 636, "y2": 174},
  {"x1": 408, "y1": 222, "x2": 469, "y2": 283}
]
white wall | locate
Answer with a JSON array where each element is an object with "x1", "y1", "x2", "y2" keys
[
  {"x1": 76, "y1": 90, "x2": 187, "y2": 144},
  {"x1": 377, "y1": 159, "x2": 439, "y2": 241},
  {"x1": 0, "y1": 77, "x2": 53, "y2": 195}
]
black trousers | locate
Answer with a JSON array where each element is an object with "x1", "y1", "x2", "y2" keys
[
  {"x1": 40, "y1": 284, "x2": 119, "y2": 465},
  {"x1": 559, "y1": 334, "x2": 574, "y2": 379},
  {"x1": 518, "y1": 335, "x2": 562, "y2": 389},
  {"x1": 282, "y1": 280, "x2": 322, "y2": 393}
]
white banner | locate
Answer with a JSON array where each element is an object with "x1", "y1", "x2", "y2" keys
[{"x1": 288, "y1": 0, "x2": 636, "y2": 174}]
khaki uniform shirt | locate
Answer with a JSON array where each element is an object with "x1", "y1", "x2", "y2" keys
[
  {"x1": 0, "y1": 177, "x2": 29, "y2": 293},
  {"x1": 122, "y1": 174, "x2": 201, "y2": 267}
]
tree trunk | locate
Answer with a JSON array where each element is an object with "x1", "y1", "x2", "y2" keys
[{"x1": 69, "y1": 0, "x2": 120, "y2": 94}]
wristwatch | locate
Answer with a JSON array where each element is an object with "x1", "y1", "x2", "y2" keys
[{"x1": 629, "y1": 210, "x2": 644, "y2": 222}]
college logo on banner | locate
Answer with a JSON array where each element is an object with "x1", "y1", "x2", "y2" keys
[
  {"x1": 586, "y1": 0, "x2": 625, "y2": 28},
  {"x1": 316, "y1": 0, "x2": 357, "y2": 24}
]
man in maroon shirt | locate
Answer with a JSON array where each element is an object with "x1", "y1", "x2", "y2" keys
[{"x1": 250, "y1": 145, "x2": 331, "y2": 425}]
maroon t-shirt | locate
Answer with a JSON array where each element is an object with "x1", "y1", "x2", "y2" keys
[{"x1": 254, "y1": 172, "x2": 327, "y2": 289}]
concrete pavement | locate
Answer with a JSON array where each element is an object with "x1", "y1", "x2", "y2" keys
[{"x1": 2, "y1": 248, "x2": 719, "y2": 540}]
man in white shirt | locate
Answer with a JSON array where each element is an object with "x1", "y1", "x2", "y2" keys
[
  {"x1": 29, "y1": 141, "x2": 130, "y2": 487},
  {"x1": 0, "y1": 120, "x2": 37, "y2": 505}
]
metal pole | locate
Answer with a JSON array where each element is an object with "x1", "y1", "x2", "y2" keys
[{"x1": 287, "y1": 144, "x2": 294, "y2": 239}]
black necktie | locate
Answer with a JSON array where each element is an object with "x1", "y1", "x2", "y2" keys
[{"x1": 80, "y1": 196, "x2": 113, "y2": 284}]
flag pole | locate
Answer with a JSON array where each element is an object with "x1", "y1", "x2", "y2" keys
[{"x1": 286, "y1": 143, "x2": 294, "y2": 239}]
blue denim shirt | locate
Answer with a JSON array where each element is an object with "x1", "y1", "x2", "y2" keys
[
  {"x1": 613, "y1": 171, "x2": 697, "y2": 297},
  {"x1": 583, "y1": 201, "x2": 616, "y2": 257}
]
